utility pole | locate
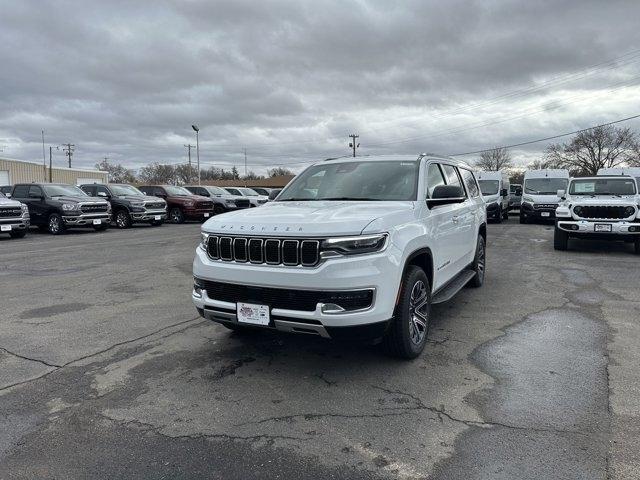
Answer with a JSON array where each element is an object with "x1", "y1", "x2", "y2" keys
[
  {"x1": 62, "y1": 143, "x2": 75, "y2": 168},
  {"x1": 348, "y1": 134, "x2": 359, "y2": 157},
  {"x1": 41, "y1": 130, "x2": 46, "y2": 181},
  {"x1": 49, "y1": 147, "x2": 53, "y2": 182},
  {"x1": 244, "y1": 148, "x2": 247, "y2": 177},
  {"x1": 184, "y1": 144, "x2": 194, "y2": 183}
]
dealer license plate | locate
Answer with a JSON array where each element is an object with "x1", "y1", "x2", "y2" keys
[
  {"x1": 541, "y1": 212, "x2": 550, "y2": 217},
  {"x1": 204, "y1": 212, "x2": 210, "y2": 218},
  {"x1": 237, "y1": 302, "x2": 270, "y2": 325},
  {"x1": 93, "y1": 219, "x2": 101, "y2": 225},
  {"x1": 1, "y1": 225, "x2": 12, "y2": 231},
  {"x1": 595, "y1": 224, "x2": 612, "y2": 232},
  {"x1": 154, "y1": 215, "x2": 161, "y2": 220}
]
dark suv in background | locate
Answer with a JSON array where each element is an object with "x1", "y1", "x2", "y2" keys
[
  {"x1": 12, "y1": 183, "x2": 110, "y2": 234},
  {"x1": 184, "y1": 185, "x2": 251, "y2": 214},
  {"x1": 138, "y1": 185, "x2": 214, "y2": 223},
  {"x1": 80, "y1": 183, "x2": 166, "y2": 228}
]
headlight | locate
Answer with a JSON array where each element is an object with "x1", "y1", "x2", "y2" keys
[
  {"x1": 184, "y1": 201, "x2": 194, "y2": 207},
  {"x1": 225, "y1": 199, "x2": 235, "y2": 205},
  {"x1": 522, "y1": 196, "x2": 534, "y2": 203},
  {"x1": 106, "y1": 203, "x2": 112, "y2": 213},
  {"x1": 199, "y1": 232, "x2": 209, "y2": 251},
  {"x1": 62, "y1": 203, "x2": 80, "y2": 211},
  {"x1": 624, "y1": 206, "x2": 635, "y2": 217},
  {"x1": 321, "y1": 233, "x2": 388, "y2": 256},
  {"x1": 21, "y1": 204, "x2": 29, "y2": 213},
  {"x1": 573, "y1": 206, "x2": 583, "y2": 216}
]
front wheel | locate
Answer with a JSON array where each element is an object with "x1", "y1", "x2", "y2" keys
[
  {"x1": 554, "y1": 224, "x2": 569, "y2": 251},
  {"x1": 469, "y1": 235, "x2": 486, "y2": 288},
  {"x1": 382, "y1": 266, "x2": 431, "y2": 359},
  {"x1": 495, "y1": 209, "x2": 503, "y2": 223},
  {"x1": 519, "y1": 213, "x2": 527, "y2": 224},
  {"x1": 115, "y1": 210, "x2": 132, "y2": 229},
  {"x1": 214, "y1": 204, "x2": 226, "y2": 215},
  {"x1": 169, "y1": 207, "x2": 185, "y2": 224},
  {"x1": 48, "y1": 213, "x2": 65, "y2": 235}
]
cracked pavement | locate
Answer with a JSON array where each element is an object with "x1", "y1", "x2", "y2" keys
[{"x1": 0, "y1": 221, "x2": 639, "y2": 479}]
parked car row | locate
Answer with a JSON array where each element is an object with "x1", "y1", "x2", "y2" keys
[{"x1": 0, "y1": 182, "x2": 274, "y2": 238}]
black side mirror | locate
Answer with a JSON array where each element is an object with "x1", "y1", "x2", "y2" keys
[
  {"x1": 501, "y1": 188, "x2": 508, "y2": 197},
  {"x1": 427, "y1": 185, "x2": 466, "y2": 208},
  {"x1": 515, "y1": 188, "x2": 522, "y2": 196}
]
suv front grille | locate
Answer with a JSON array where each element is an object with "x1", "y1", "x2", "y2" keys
[
  {"x1": 197, "y1": 201, "x2": 213, "y2": 209},
  {"x1": 144, "y1": 202, "x2": 165, "y2": 209},
  {"x1": 534, "y1": 203, "x2": 558, "y2": 210},
  {"x1": 201, "y1": 280, "x2": 373, "y2": 312},
  {"x1": 235, "y1": 199, "x2": 251, "y2": 208},
  {"x1": 575, "y1": 205, "x2": 633, "y2": 220},
  {"x1": 207, "y1": 236, "x2": 320, "y2": 267},
  {"x1": 0, "y1": 207, "x2": 22, "y2": 217},
  {"x1": 80, "y1": 203, "x2": 108, "y2": 213}
]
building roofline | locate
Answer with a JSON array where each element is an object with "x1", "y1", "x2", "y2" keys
[{"x1": 0, "y1": 156, "x2": 108, "y2": 174}]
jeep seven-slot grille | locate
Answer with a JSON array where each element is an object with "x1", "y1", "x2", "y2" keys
[
  {"x1": 0, "y1": 207, "x2": 22, "y2": 217},
  {"x1": 576, "y1": 206, "x2": 631, "y2": 220},
  {"x1": 201, "y1": 280, "x2": 373, "y2": 312},
  {"x1": 207, "y1": 235, "x2": 320, "y2": 267},
  {"x1": 80, "y1": 204, "x2": 108, "y2": 213}
]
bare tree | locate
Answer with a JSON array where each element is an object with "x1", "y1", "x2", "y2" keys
[
  {"x1": 95, "y1": 159, "x2": 136, "y2": 184},
  {"x1": 267, "y1": 167, "x2": 294, "y2": 177},
  {"x1": 545, "y1": 126, "x2": 640, "y2": 175},
  {"x1": 138, "y1": 163, "x2": 176, "y2": 184},
  {"x1": 475, "y1": 147, "x2": 512, "y2": 171},
  {"x1": 242, "y1": 171, "x2": 264, "y2": 181}
]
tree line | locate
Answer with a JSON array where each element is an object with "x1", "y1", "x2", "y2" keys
[
  {"x1": 93, "y1": 159, "x2": 294, "y2": 185},
  {"x1": 474, "y1": 125, "x2": 640, "y2": 182}
]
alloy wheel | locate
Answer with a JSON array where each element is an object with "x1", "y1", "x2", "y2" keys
[
  {"x1": 116, "y1": 212, "x2": 128, "y2": 228},
  {"x1": 49, "y1": 216, "x2": 60, "y2": 234},
  {"x1": 476, "y1": 238, "x2": 486, "y2": 282},
  {"x1": 408, "y1": 280, "x2": 429, "y2": 345}
]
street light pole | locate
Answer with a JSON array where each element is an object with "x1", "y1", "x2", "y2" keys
[{"x1": 192, "y1": 125, "x2": 200, "y2": 185}]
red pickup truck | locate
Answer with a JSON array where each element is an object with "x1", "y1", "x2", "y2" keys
[{"x1": 138, "y1": 185, "x2": 214, "y2": 223}]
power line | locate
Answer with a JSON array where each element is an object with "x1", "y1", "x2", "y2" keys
[
  {"x1": 62, "y1": 143, "x2": 75, "y2": 168},
  {"x1": 449, "y1": 113, "x2": 640, "y2": 157}
]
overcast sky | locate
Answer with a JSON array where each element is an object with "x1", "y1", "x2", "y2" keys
[{"x1": 1, "y1": 0, "x2": 639, "y2": 175}]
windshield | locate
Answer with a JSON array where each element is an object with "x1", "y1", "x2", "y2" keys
[
  {"x1": 43, "y1": 184, "x2": 87, "y2": 197},
  {"x1": 238, "y1": 187, "x2": 259, "y2": 196},
  {"x1": 569, "y1": 178, "x2": 637, "y2": 196},
  {"x1": 524, "y1": 178, "x2": 568, "y2": 195},
  {"x1": 478, "y1": 180, "x2": 499, "y2": 196},
  {"x1": 225, "y1": 188, "x2": 241, "y2": 195},
  {"x1": 277, "y1": 160, "x2": 420, "y2": 201},
  {"x1": 205, "y1": 186, "x2": 228, "y2": 196},
  {"x1": 110, "y1": 184, "x2": 144, "y2": 196},
  {"x1": 164, "y1": 186, "x2": 191, "y2": 196}
]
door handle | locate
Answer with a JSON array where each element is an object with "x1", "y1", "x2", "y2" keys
[{"x1": 452, "y1": 215, "x2": 459, "y2": 223}]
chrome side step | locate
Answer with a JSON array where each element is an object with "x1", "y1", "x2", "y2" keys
[{"x1": 431, "y1": 270, "x2": 476, "y2": 305}]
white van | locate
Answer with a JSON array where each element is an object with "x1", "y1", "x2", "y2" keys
[
  {"x1": 520, "y1": 169, "x2": 569, "y2": 224},
  {"x1": 476, "y1": 171, "x2": 510, "y2": 222},
  {"x1": 597, "y1": 167, "x2": 640, "y2": 191}
]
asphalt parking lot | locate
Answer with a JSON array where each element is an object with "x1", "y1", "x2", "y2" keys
[{"x1": 1, "y1": 221, "x2": 639, "y2": 479}]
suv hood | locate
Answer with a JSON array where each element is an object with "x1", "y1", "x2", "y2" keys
[
  {"x1": 0, "y1": 196, "x2": 21, "y2": 207},
  {"x1": 568, "y1": 195, "x2": 638, "y2": 205},
  {"x1": 202, "y1": 201, "x2": 416, "y2": 236},
  {"x1": 51, "y1": 195, "x2": 108, "y2": 204},
  {"x1": 524, "y1": 193, "x2": 563, "y2": 203},
  {"x1": 117, "y1": 195, "x2": 164, "y2": 203}
]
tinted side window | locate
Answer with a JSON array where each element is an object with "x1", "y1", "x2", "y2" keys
[
  {"x1": 425, "y1": 163, "x2": 447, "y2": 198},
  {"x1": 460, "y1": 169, "x2": 480, "y2": 198},
  {"x1": 153, "y1": 187, "x2": 166, "y2": 197},
  {"x1": 82, "y1": 185, "x2": 96, "y2": 196},
  {"x1": 12, "y1": 185, "x2": 29, "y2": 198},
  {"x1": 441, "y1": 164, "x2": 463, "y2": 190},
  {"x1": 96, "y1": 185, "x2": 110, "y2": 196},
  {"x1": 28, "y1": 185, "x2": 43, "y2": 198}
]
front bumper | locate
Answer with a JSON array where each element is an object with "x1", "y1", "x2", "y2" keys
[
  {"x1": 557, "y1": 219, "x2": 640, "y2": 236},
  {"x1": 0, "y1": 213, "x2": 30, "y2": 232},
  {"x1": 521, "y1": 202, "x2": 557, "y2": 220},
  {"x1": 62, "y1": 213, "x2": 111, "y2": 226},
  {"x1": 191, "y1": 244, "x2": 402, "y2": 338},
  {"x1": 185, "y1": 208, "x2": 214, "y2": 219},
  {"x1": 131, "y1": 209, "x2": 167, "y2": 222}
]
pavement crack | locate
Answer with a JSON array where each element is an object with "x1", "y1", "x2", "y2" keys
[{"x1": 0, "y1": 346, "x2": 62, "y2": 368}]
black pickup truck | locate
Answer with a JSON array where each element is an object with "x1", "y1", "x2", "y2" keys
[
  {"x1": 80, "y1": 183, "x2": 166, "y2": 228},
  {"x1": 11, "y1": 183, "x2": 111, "y2": 235}
]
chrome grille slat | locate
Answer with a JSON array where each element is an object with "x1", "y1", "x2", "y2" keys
[{"x1": 205, "y1": 236, "x2": 320, "y2": 267}]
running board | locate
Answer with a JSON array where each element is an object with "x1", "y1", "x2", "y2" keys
[{"x1": 431, "y1": 270, "x2": 476, "y2": 304}]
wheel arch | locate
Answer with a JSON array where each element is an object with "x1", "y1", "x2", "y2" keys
[{"x1": 402, "y1": 247, "x2": 434, "y2": 293}]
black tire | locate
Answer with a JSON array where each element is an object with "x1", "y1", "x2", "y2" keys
[
  {"x1": 9, "y1": 230, "x2": 27, "y2": 238},
  {"x1": 169, "y1": 207, "x2": 185, "y2": 224},
  {"x1": 214, "y1": 204, "x2": 225, "y2": 215},
  {"x1": 48, "y1": 213, "x2": 65, "y2": 235},
  {"x1": 469, "y1": 235, "x2": 486, "y2": 288},
  {"x1": 114, "y1": 210, "x2": 132, "y2": 229},
  {"x1": 382, "y1": 266, "x2": 431, "y2": 359},
  {"x1": 519, "y1": 213, "x2": 527, "y2": 224},
  {"x1": 150, "y1": 219, "x2": 163, "y2": 226},
  {"x1": 495, "y1": 209, "x2": 502, "y2": 223},
  {"x1": 554, "y1": 223, "x2": 569, "y2": 251},
  {"x1": 502, "y1": 208, "x2": 509, "y2": 221}
]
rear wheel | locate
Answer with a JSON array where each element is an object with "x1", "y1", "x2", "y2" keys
[
  {"x1": 382, "y1": 266, "x2": 431, "y2": 359},
  {"x1": 469, "y1": 235, "x2": 486, "y2": 288},
  {"x1": 169, "y1": 207, "x2": 185, "y2": 224},
  {"x1": 554, "y1": 223, "x2": 569, "y2": 251},
  {"x1": 9, "y1": 230, "x2": 27, "y2": 239},
  {"x1": 48, "y1": 213, "x2": 65, "y2": 235},
  {"x1": 115, "y1": 210, "x2": 132, "y2": 229},
  {"x1": 519, "y1": 212, "x2": 527, "y2": 224}
]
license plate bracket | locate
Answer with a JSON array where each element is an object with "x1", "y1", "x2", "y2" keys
[
  {"x1": 541, "y1": 212, "x2": 550, "y2": 217},
  {"x1": 1, "y1": 225, "x2": 12, "y2": 232},
  {"x1": 93, "y1": 219, "x2": 101, "y2": 225},
  {"x1": 237, "y1": 302, "x2": 270, "y2": 326},
  {"x1": 595, "y1": 224, "x2": 612, "y2": 232}
]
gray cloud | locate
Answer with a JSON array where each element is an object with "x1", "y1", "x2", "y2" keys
[{"x1": 0, "y1": 0, "x2": 639, "y2": 175}]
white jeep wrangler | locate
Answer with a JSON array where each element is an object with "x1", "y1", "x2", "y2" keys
[
  {"x1": 193, "y1": 154, "x2": 487, "y2": 358},
  {"x1": 554, "y1": 175, "x2": 640, "y2": 254}
]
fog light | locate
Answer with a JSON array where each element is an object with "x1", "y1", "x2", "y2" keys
[
  {"x1": 193, "y1": 278, "x2": 205, "y2": 298},
  {"x1": 571, "y1": 225, "x2": 579, "y2": 231},
  {"x1": 630, "y1": 226, "x2": 638, "y2": 232}
]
